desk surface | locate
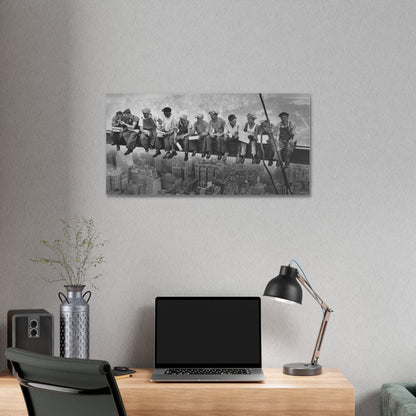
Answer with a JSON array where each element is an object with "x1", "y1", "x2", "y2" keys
[{"x1": 0, "y1": 368, "x2": 354, "y2": 416}]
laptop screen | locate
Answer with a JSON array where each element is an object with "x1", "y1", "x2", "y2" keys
[{"x1": 155, "y1": 297, "x2": 261, "y2": 368}]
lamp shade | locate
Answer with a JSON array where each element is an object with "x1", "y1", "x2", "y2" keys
[{"x1": 263, "y1": 265, "x2": 302, "y2": 304}]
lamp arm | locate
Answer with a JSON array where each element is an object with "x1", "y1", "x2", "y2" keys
[{"x1": 297, "y1": 274, "x2": 333, "y2": 365}]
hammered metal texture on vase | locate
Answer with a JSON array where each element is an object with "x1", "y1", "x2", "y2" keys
[{"x1": 59, "y1": 285, "x2": 90, "y2": 359}]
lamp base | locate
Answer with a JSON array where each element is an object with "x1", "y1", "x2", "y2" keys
[{"x1": 283, "y1": 362, "x2": 322, "y2": 376}]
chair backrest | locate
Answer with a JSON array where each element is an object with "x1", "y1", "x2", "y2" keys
[{"x1": 5, "y1": 347, "x2": 126, "y2": 416}]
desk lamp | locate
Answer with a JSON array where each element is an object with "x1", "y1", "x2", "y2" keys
[{"x1": 263, "y1": 263, "x2": 333, "y2": 376}]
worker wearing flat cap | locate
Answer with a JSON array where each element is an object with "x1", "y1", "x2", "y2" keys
[
  {"x1": 157, "y1": 106, "x2": 178, "y2": 159},
  {"x1": 120, "y1": 109, "x2": 141, "y2": 156},
  {"x1": 208, "y1": 110, "x2": 227, "y2": 161},
  {"x1": 241, "y1": 113, "x2": 260, "y2": 164},
  {"x1": 175, "y1": 115, "x2": 193, "y2": 161},
  {"x1": 193, "y1": 114, "x2": 210, "y2": 159},
  {"x1": 110, "y1": 110, "x2": 123, "y2": 151},
  {"x1": 139, "y1": 108, "x2": 159, "y2": 155},
  {"x1": 256, "y1": 119, "x2": 275, "y2": 166},
  {"x1": 271, "y1": 112, "x2": 297, "y2": 168}
]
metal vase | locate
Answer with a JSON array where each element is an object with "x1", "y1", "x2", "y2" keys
[{"x1": 59, "y1": 285, "x2": 91, "y2": 359}]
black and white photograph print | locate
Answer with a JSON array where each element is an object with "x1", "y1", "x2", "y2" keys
[{"x1": 106, "y1": 93, "x2": 310, "y2": 196}]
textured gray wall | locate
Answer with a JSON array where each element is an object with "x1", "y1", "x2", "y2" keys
[{"x1": 1, "y1": 1, "x2": 416, "y2": 414}]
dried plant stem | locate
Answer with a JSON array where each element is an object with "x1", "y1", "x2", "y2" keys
[{"x1": 31, "y1": 217, "x2": 106, "y2": 289}]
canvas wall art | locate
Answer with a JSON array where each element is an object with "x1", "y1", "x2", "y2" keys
[{"x1": 106, "y1": 93, "x2": 310, "y2": 196}]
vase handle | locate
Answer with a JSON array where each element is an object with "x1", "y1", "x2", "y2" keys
[
  {"x1": 83, "y1": 291, "x2": 92, "y2": 303},
  {"x1": 58, "y1": 292, "x2": 68, "y2": 303}
]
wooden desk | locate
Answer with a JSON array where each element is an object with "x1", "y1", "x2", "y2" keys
[{"x1": 0, "y1": 368, "x2": 354, "y2": 416}]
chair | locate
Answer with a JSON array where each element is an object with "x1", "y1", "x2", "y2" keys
[
  {"x1": 5, "y1": 347, "x2": 127, "y2": 416},
  {"x1": 381, "y1": 383, "x2": 416, "y2": 416}
]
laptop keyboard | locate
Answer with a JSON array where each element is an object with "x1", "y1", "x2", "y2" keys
[{"x1": 164, "y1": 368, "x2": 251, "y2": 375}]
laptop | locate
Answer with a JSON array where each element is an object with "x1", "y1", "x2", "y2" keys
[{"x1": 151, "y1": 297, "x2": 265, "y2": 382}]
